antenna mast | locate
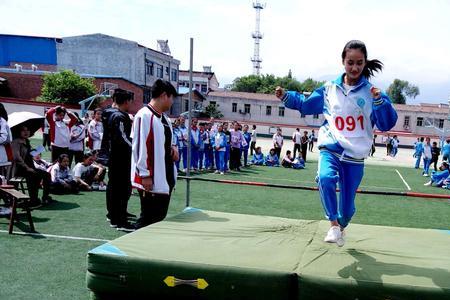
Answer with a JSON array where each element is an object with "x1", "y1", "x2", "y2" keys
[{"x1": 251, "y1": 2, "x2": 265, "y2": 75}]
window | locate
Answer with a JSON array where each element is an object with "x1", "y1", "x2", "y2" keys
[
  {"x1": 171, "y1": 69, "x2": 178, "y2": 81},
  {"x1": 184, "y1": 100, "x2": 189, "y2": 112},
  {"x1": 165, "y1": 66, "x2": 169, "y2": 75},
  {"x1": 209, "y1": 101, "x2": 216, "y2": 107},
  {"x1": 416, "y1": 117, "x2": 423, "y2": 127},
  {"x1": 201, "y1": 84, "x2": 208, "y2": 93},
  {"x1": 313, "y1": 114, "x2": 319, "y2": 119},
  {"x1": 439, "y1": 119, "x2": 445, "y2": 129},
  {"x1": 146, "y1": 60, "x2": 154, "y2": 76},
  {"x1": 232, "y1": 103, "x2": 237, "y2": 113},
  {"x1": 301, "y1": 113, "x2": 305, "y2": 118},
  {"x1": 156, "y1": 64, "x2": 163, "y2": 78},
  {"x1": 404, "y1": 116, "x2": 410, "y2": 127},
  {"x1": 266, "y1": 106, "x2": 272, "y2": 115},
  {"x1": 278, "y1": 107, "x2": 285, "y2": 117},
  {"x1": 244, "y1": 104, "x2": 251, "y2": 114}
]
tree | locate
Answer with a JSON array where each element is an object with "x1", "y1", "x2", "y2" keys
[
  {"x1": 204, "y1": 103, "x2": 223, "y2": 118},
  {"x1": 386, "y1": 79, "x2": 420, "y2": 104},
  {"x1": 39, "y1": 70, "x2": 97, "y2": 105},
  {"x1": 231, "y1": 74, "x2": 324, "y2": 94}
]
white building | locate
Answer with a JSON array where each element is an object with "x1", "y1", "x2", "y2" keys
[
  {"x1": 179, "y1": 66, "x2": 219, "y2": 93},
  {"x1": 206, "y1": 90, "x2": 450, "y2": 140}
]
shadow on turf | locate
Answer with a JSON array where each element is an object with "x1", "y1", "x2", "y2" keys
[
  {"x1": 338, "y1": 249, "x2": 450, "y2": 292},
  {"x1": 38, "y1": 201, "x2": 80, "y2": 211}
]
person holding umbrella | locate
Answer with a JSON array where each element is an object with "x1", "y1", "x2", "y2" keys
[{"x1": 11, "y1": 125, "x2": 53, "y2": 206}]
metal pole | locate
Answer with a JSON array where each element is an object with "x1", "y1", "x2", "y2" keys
[{"x1": 186, "y1": 38, "x2": 194, "y2": 207}]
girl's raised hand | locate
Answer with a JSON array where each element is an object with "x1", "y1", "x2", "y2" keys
[
  {"x1": 275, "y1": 86, "x2": 285, "y2": 100},
  {"x1": 370, "y1": 86, "x2": 381, "y2": 100}
]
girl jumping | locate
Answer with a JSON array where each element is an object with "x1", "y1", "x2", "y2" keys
[{"x1": 276, "y1": 40, "x2": 398, "y2": 246}]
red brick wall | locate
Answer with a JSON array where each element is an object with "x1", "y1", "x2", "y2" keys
[
  {"x1": 0, "y1": 71, "x2": 43, "y2": 100},
  {"x1": 0, "y1": 72, "x2": 144, "y2": 114},
  {"x1": 93, "y1": 78, "x2": 144, "y2": 114}
]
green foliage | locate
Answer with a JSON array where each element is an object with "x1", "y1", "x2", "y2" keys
[
  {"x1": 40, "y1": 70, "x2": 97, "y2": 105},
  {"x1": 204, "y1": 103, "x2": 224, "y2": 118},
  {"x1": 231, "y1": 73, "x2": 324, "y2": 94},
  {"x1": 386, "y1": 79, "x2": 420, "y2": 104}
]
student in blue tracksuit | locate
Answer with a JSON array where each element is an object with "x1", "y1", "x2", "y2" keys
[
  {"x1": 251, "y1": 147, "x2": 265, "y2": 165},
  {"x1": 213, "y1": 124, "x2": 227, "y2": 174},
  {"x1": 413, "y1": 137, "x2": 424, "y2": 169},
  {"x1": 223, "y1": 122, "x2": 231, "y2": 172},
  {"x1": 442, "y1": 139, "x2": 450, "y2": 162},
  {"x1": 276, "y1": 40, "x2": 397, "y2": 246},
  {"x1": 190, "y1": 118, "x2": 201, "y2": 171},
  {"x1": 178, "y1": 116, "x2": 189, "y2": 171},
  {"x1": 241, "y1": 125, "x2": 252, "y2": 167}
]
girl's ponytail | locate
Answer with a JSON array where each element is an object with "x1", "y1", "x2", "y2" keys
[{"x1": 362, "y1": 59, "x2": 383, "y2": 79}]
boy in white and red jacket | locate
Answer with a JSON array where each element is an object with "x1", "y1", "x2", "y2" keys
[
  {"x1": 131, "y1": 79, "x2": 179, "y2": 230},
  {"x1": 46, "y1": 105, "x2": 78, "y2": 162}
]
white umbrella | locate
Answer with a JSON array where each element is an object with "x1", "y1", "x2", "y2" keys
[{"x1": 8, "y1": 111, "x2": 44, "y2": 138}]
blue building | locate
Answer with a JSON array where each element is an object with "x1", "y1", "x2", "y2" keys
[{"x1": 0, "y1": 34, "x2": 60, "y2": 68}]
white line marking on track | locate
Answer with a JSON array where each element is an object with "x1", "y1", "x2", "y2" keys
[
  {"x1": 395, "y1": 169, "x2": 411, "y2": 191},
  {"x1": 0, "y1": 230, "x2": 110, "y2": 242}
]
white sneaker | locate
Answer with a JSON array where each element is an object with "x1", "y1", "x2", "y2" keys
[
  {"x1": 324, "y1": 226, "x2": 345, "y2": 247},
  {"x1": 214, "y1": 170, "x2": 220, "y2": 174},
  {"x1": 424, "y1": 181, "x2": 432, "y2": 186},
  {"x1": 220, "y1": 172, "x2": 225, "y2": 175},
  {"x1": 422, "y1": 173, "x2": 429, "y2": 177},
  {"x1": 98, "y1": 185, "x2": 107, "y2": 191}
]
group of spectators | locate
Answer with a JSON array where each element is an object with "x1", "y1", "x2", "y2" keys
[{"x1": 415, "y1": 137, "x2": 450, "y2": 189}]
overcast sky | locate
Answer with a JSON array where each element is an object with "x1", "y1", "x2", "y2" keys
[{"x1": 1, "y1": 0, "x2": 450, "y2": 104}]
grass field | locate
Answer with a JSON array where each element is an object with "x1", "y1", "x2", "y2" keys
[{"x1": 1, "y1": 139, "x2": 449, "y2": 299}]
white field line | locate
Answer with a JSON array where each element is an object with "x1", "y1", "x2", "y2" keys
[
  {"x1": 395, "y1": 169, "x2": 412, "y2": 191},
  {"x1": 0, "y1": 230, "x2": 110, "y2": 242}
]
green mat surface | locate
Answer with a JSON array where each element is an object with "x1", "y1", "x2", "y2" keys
[{"x1": 86, "y1": 209, "x2": 450, "y2": 300}]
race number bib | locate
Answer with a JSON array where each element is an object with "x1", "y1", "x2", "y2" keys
[{"x1": 332, "y1": 114, "x2": 366, "y2": 138}]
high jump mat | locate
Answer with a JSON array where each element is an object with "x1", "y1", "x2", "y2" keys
[{"x1": 86, "y1": 209, "x2": 450, "y2": 299}]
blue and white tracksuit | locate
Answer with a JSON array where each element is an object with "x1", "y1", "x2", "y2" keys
[
  {"x1": 282, "y1": 74, "x2": 397, "y2": 228},
  {"x1": 242, "y1": 131, "x2": 252, "y2": 166},
  {"x1": 422, "y1": 143, "x2": 432, "y2": 175},
  {"x1": 190, "y1": 128, "x2": 201, "y2": 169},
  {"x1": 214, "y1": 132, "x2": 227, "y2": 172},
  {"x1": 179, "y1": 125, "x2": 188, "y2": 169},
  {"x1": 414, "y1": 142, "x2": 424, "y2": 169},
  {"x1": 442, "y1": 142, "x2": 450, "y2": 161}
]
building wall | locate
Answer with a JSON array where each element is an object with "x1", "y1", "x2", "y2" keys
[
  {"x1": 207, "y1": 95, "x2": 325, "y2": 127},
  {"x1": 57, "y1": 34, "x2": 180, "y2": 88},
  {"x1": 0, "y1": 34, "x2": 58, "y2": 67},
  {"x1": 57, "y1": 34, "x2": 142, "y2": 84},
  {"x1": 207, "y1": 94, "x2": 450, "y2": 138}
]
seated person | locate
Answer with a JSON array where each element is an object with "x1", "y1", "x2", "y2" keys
[
  {"x1": 73, "y1": 152, "x2": 106, "y2": 191},
  {"x1": 49, "y1": 154, "x2": 79, "y2": 194},
  {"x1": 424, "y1": 161, "x2": 449, "y2": 187},
  {"x1": 265, "y1": 148, "x2": 279, "y2": 167},
  {"x1": 292, "y1": 154, "x2": 305, "y2": 169},
  {"x1": 11, "y1": 125, "x2": 52, "y2": 206},
  {"x1": 282, "y1": 150, "x2": 294, "y2": 168},
  {"x1": 251, "y1": 147, "x2": 265, "y2": 165},
  {"x1": 31, "y1": 147, "x2": 51, "y2": 172}
]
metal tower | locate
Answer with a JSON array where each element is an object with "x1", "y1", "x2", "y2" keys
[{"x1": 251, "y1": 2, "x2": 265, "y2": 75}]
